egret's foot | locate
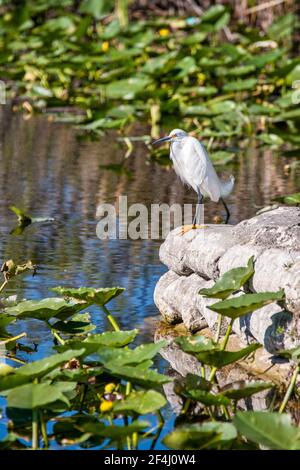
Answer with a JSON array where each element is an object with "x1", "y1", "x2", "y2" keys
[{"x1": 178, "y1": 224, "x2": 208, "y2": 236}]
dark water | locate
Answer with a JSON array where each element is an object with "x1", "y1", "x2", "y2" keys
[{"x1": 0, "y1": 106, "x2": 299, "y2": 448}]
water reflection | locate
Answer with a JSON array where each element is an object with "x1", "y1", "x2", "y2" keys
[{"x1": 0, "y1": 106, "x2": 299, "y2": 348}]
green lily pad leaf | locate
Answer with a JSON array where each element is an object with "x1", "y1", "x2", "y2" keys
[
  {"x1": 277, "y1": 345, "x2": 300, "y2": 363},
  {"x1": 177, "y1": 85, "x2": 217, "y2": 97},
  {"x1": 164, "y1": 422, "x2": 237, "y2": 450},
  {"x1": 286, "y1": 64, "x2": 300, "y2": 85},
  {"x1": 201, "y1": 5, "x2": 226, "y2": 23},
  {"x1": 176, "y1": 335, "x2": 216, "y2": 353},
  {"x1": 182, "y1": 105, "x2": 211, "y2": 116},
  {"x1": 258, "y1": 133, "x2": 284, "y2": 146},
  {"x1": 186, "y1": 389, "x2": 231, "y2": 406},
  {"x1": 199, "y1": 256, "x2": 254, "y2": 300},
  {"x1": 267, "y1": 13, "x2": 296, "y2": 41},
  {"x1": 0, "y1": 314, "x2": 16, "y2": 330},
  {"x1": 0, "y1": 372, "x2": 31, "y2": 393},
  {"x1": 223, "y1": 78, "x2": 257, "y2": 92},
  {"x1": 80, "y1": 0, "x2": 111, "y2": 19},
  {"x1": 107, "y1": 363, "x2": 170, "y2": 387},
  {"x1": 15, "y1": 350, "x2": 84, "y2": 379},
  {"x1": 80, "y1": 420, "x2": 149, "y2": 439},
  {"x1": 174, "y1": 57, "x2": 197, "y2": 79},
  {"x1": 210, "y1": 100, "x2": 237, "y2": 114},
  {"x1": 218, "y1": 65, "x2": 256, "y2": 76},
  {"x1": 175, "y1": 373, "x2": 212, "y2": 393},
  {"x1": 208, "y1": 290, "x2": 285, "y2": 318},
  {"x1": 220, "y1": 380, "x2": 273, "y2": 399},
  {"x1": 52, "y1": 286, "x2": 125, "y2": 306},
  {"x1": 213, "y1": 12, "x2": 230, "y2": 31},
  {"x1": 104, "y1": 76, "x2": 153, "y2": 100},
  {"x1": 107, "y1": 104, "x2": 135, "y2": 119},
  {"x1": 0, "y1": 363, "x2": 15, "y2": 376},
  {"x1": 233, "y1": 411, "x2": 300, "y2": 450},
  {"x1": 249, "y1": 104, "x2": 280, "y2": 116},
  {"x1": 273, "y1": 193, "x2": 300, "y2": 205},
  {"x1": 5, "y1": 298, "x2": 86, "y2": 321},
  {"x1": 84, "y1": 330, "x2": 138, "y2": 347},
  {"x1": 7, "y1": 382, "x2": 77, "y2": 409},
  {"x1": 55, "y1": 330, "x2": 138, "y2": 355},
  {"x1": 245, "y1": 49, "x2": 284, "y2": 68},
  {"x1": 180, "y1": 32, "x2": 207, "y2": 45},
  {"x1": 44, "y1": 16, "x2": 75, "y2": 33},
  {"x1": 97, "y1": 341, "x2": 166, "y2": 367},
  {"x1": 114, "y1": 390, "x2": 166, "y2": 414},
  {"x1": 142, "y1": 52, "x2": 177, "y2": 74},
  {"x1": 195, "y1": 343, "x2": 261, "y2": 367},
  {"x1": 52, "y1": 313, "x2": 96, "y2": 335},
  {"x1": 81, "y1": 117, "x2": 128, "y2": 130}
]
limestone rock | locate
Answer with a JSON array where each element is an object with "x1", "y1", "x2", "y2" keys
[
  {"x1": 160, "y1": 224, "x2": 235, "y2": 279},
  {"x1": 233, "y1": 206, "x2": 300, "y2": 250},
  {"x1": 155, "y1": 207, "x2": 300, "y2": 351},
  {"x1": 154, "y1": 270, "x2": 209, "y2": 332},
  {"x1": 154, "y1": 269, "x2": 295, "y2": 352}
]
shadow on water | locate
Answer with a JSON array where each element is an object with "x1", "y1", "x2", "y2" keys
[{"x1": 0, "y1": 107, "x2": 299, "y2": 448}]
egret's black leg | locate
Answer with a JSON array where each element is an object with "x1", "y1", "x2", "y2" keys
[
  {"x1": 193, "y1": 190, "x2": 203, "y2": 227},
  {"x1": 220, "y1": 197, "x2": 230, "y2": 224},
  {"x1": 178, "y1": 190, "x2": 207, "y2": 236}
]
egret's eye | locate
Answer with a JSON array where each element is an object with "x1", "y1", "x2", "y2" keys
[{"x1": 172, "y1": 134, "x2": 177, "y2": 138}]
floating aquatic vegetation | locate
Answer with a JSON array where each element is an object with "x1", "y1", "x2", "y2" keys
[
  {"x1": 10, "y1": 206, "x2": 54, "y2": 235},
  {"x1": 0, "y1": 255, "x2": 298, "y2": 450},
  {"x1": 0, "y1": 4, "x2": 299, "y2": 160}
]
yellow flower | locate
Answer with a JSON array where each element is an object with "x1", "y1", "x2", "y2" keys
[
  {"x1": 100, "y1": 400, "x2": 114, "y2": 413},
  {"x1": 159, "y1": 29, "x2": 170, "y2": 38},
  {"x1": 104, "y1": 383, "x2": 116, "y2": 393},
  {"x1": 197, "y1": 73, "x2": 206, "y2": 85},
  {"x1": 102, "y1": 41, "x2": 109, "y2": 52}
]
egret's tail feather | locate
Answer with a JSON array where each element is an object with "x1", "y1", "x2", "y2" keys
[{"x1": 220, "y1": 175, "x2": 235, "y2": 199}]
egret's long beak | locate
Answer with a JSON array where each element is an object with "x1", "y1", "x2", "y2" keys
[{"x1": 152, "y1": 136, "x2": 172, "y2": 146}]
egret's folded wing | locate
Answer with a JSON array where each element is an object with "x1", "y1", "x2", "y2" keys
[
  {"x1": 193, "y1": 140, "x2": 221, "y2": 202},
  {"x1": 184, "y1": 138, "x2": 208, "y2": 186}
]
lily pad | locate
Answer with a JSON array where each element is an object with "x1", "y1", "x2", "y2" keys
[
  {"x1": 220, "y1": 380, "x2": 274, "y2": 399},
  {"x1": 5, "y1": 298, "x2": 87, "y2": 321},
  {"x1": 15, "y1": 349, "x2": 84, "y2": 378},
  {"x1": 164, "y1": 422, "x2": 237, "y2": 450},
  {"x1": 7, "y1": 382, "x2": 77, "y2": 409},
  {"x1": 233, "y1": 411, "x2": 300, "y2": 450},
  {"x1": 208, "y1": 290, "x2": 285, "y2": 318},
  {"x1": 199, "y1": 256, "x2": 254, "y2": 300},
  {"x1": 114, "y1": 390, "x2": 166, "y2": 414},
  {"x1": 52, "y1": 286, "x2": 125, "y2": 306},
  {"x1": 195, "y1": 343, "x2": 261, "y2": 367}
]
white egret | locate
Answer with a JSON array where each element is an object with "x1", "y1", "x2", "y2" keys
[{"x1": 152, "y1": 129, "x2": 234, "y2": 235}]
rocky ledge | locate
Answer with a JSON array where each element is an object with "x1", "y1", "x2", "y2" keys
[{"x1": 154, "y1": 207, "x2": 300, "y2": 354}]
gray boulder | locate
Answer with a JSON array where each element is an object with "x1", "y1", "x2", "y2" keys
[{"x1": 155, "y1": 207, "x2": 300, "y2": 352}]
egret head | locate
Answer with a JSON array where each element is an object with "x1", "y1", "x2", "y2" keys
[{"x1": 152, "y1": 129, "x2": 187, "y2": 146}]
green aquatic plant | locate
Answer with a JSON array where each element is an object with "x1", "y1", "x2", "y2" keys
[
  {"x1": 166, "y1": 256, "x2": 300, "y2": 449},
  {"x1": 0, "y1": 3, "x2": 299, "y2": 157},
  {"x1": 0, "y1": 255, "x2": 298, "y2": 450},
  {"x1": 0, "y1": 280, "x2": 169, "y2": 450},
  {"x1": 10, "y1": 206, "x2": 54, "y2": 235}
]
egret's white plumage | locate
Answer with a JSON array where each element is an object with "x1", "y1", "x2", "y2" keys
[
  {"x1": 168, "y1": 129, "x2": 234, "y2": 203},
  {"x1": 152, "y1": 128, "x2": 235, "y2": 228}
]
